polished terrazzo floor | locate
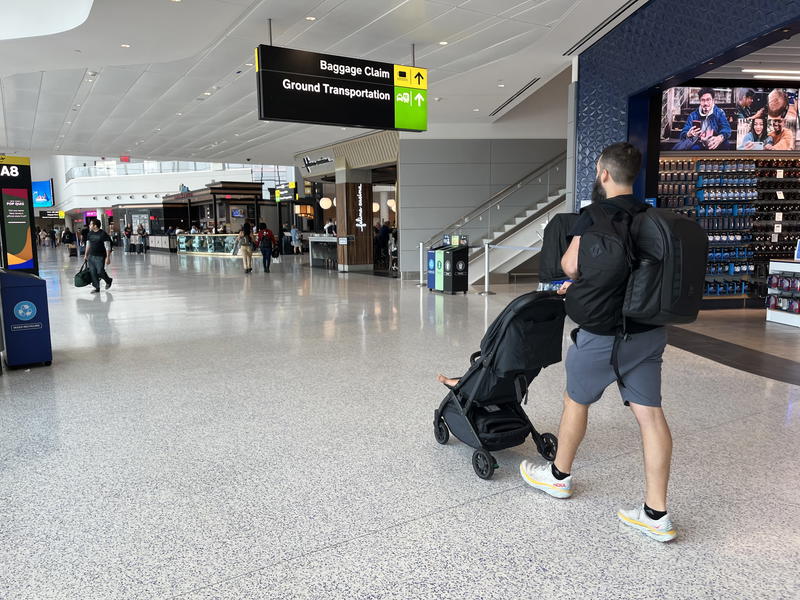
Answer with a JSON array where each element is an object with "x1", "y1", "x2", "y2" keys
[{"x1": 1, "y1": 248, "x2": 798, "y2": 600}]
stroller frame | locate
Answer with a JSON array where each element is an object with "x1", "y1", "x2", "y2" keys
[{"x1": 433, "y1": 351, "x2": 557, "y2": 480}]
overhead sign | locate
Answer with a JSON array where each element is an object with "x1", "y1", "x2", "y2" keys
[
  {"x1": 255, "y1": 45, "x2": 427, "y2": 132},
  {"x1": 274, "y1": 181, "x2": 298, "y2": 202},
  {"x1": 0, "y1": 155, "x2": 36, "y2": 273},
  {"x1": 39, "y1": 210, "x2": 62, "y2": 219}
]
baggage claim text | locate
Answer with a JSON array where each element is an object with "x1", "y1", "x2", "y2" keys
[{"x1": 280, "y1": 59, "x2": 393, "y2": 101}]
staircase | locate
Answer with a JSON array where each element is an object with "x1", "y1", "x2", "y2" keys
[{"x1": 425, "y1": 152, "x2": 567, "y2": 286}]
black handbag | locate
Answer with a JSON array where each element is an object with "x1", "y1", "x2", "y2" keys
[{"x1": 74, "y1": 261, "x2": 92, "y2": 287}]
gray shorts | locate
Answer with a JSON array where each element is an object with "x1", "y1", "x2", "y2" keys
[{"x1": 565, "y1": 327, "x2": 667, "y2": 407}]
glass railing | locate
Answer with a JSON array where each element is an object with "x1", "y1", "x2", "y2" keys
[
  {"x1": 425, "y1": 152, "x2": 567, "y2": 249},
  {"x1": 176, "y1": 234, "x2": 266, "y2": 256},
  {"x1": 65, "y1": 161, "x2": 253, "y2": 182}
]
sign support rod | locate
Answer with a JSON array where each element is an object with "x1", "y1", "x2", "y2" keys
[
  {"x1": 268, "y1": 19, "x2": 273, "y2": 46},
  {"x1": 411, "y1": 44, "x2": 416, "y2": 67}
]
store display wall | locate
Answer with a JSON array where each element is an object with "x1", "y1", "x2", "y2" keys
[{"x1": 575, "y1": 0, "x2": 800, "y2": 209}]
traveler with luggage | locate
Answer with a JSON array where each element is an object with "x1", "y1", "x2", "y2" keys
[
  {"x1": 61, "y1": 228, "x2": 77, "y2": 257},
  {"x1": 257, "y1": 222, "x2": 276, "y2": 273},
  {"x1": 237, "y1": 221, "x2": 255, "y2": 273},
  {"x1": 83, "y1": 218, "x2": 113, "y2": 293},
  {"x1": 520, "y1": 142, "x2": 706, "y2": 543}
]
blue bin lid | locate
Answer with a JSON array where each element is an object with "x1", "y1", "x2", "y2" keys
[{"x1": 0, "y1": 269, "x2": 43, "y2": 288}]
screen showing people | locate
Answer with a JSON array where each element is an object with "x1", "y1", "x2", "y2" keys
[{"x1": 661, "y1": 86, "x2": 799, "y2": 151}]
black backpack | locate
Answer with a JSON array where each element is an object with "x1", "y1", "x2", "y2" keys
[
  {"x1": 539, "y1": 213, "x2": 579, "y2": 282},
  {"x1": 565, "y1": 202, "x2": 707, "y2": 334},
  {"x1": 623, "y1": 208, "x2": 708, "y2": 325}
]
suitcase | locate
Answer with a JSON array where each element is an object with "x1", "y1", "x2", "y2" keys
[{"x1": 68, "y1": 244, "x2": 77, "y2": 257}]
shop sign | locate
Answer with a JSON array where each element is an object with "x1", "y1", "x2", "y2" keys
[
  {"x1": 355, "y1": 184, "x2": 366, "y2": 232},
  {"x1": 255, "y1": 45, "x2": 427, "y2": 132},
  {"x1": 39, "y1": 210, "x2": 61, "y2": 219}
]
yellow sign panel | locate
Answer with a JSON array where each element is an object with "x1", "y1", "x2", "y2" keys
[
  {"x1": 394, "y1": 65, "x2": 427, "y2": 89},
  {"x1": 408, "y1": 67, "x2": 428, "y2": 90},
  {"x1": 0, "y1": 155, "x2": 31, "y2": 166},
  {"x1": 58, "y1": 211, "x2": 65, "y2": 218}
]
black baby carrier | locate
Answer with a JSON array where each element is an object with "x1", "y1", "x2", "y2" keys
[{"x1": 433, "y1": 291, "x2": 566, "y2": 479}]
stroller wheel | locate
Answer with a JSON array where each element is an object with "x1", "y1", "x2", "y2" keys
[
  {"x1": 539, "y1": 432, "x2": 558, "y2": 462},
  {"x1": 434, "y1": 418, "x2": 450, "y2": 445},
  {"x1": 472, "y1": 449, "x2": 496, "y2": 480}
]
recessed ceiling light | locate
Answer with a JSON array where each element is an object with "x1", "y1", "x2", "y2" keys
[
  {"x1": 87, "y1": 79, "x2": 94, "y2": 83},
  {"x1": 234, "y1": 133, "x2": 240, "y2": 136},
  {"x1": 59, "y1": 135, "x2": 64, "y2": 138},
  {"x1": 155, "y1": 128, "x2": 161, "y2": 131},
  {"x1": 120, "y1": 43, "x2": 131, "y2": 48},
  {"x1": 66, "y1": 121, "x2": 71, "y2": 124},
  {"x1": 176, "y1": 112, "x2": 182, "y2": 116},
  {"x1": 439, "y1": 41, "x2": 448, "y2": 46},
  {"x1": 497, "y1": 83, "x2": 505, "y2": 88},
  {"x1": 305, "y1": 16, "x2": 316, "y2": 21},
  {"x1": 170, "y1": 0, "x2": 182, "y2": 3},
  {"x1": 75, "y1": 104, "x2": 81, "y2": 107},
  {"x1": 87, "y1": 71, "x2": 97, "y2": 76},
  {"x1": 473, "y1": 108, "x2": 480, "y2": 112},
  {"x1": 754, "y1": 74, "x2": 800, "y2": 80},
  {"x1": 203, "y1": 91, "x2": 212, "y2": 96},
  {"x1": 245, "y1": 62, "x2": 253, "y2": 66},
  {"x1": 434, "y1": 97, "x2": 441, "y2": 102},
  {"x1": 743, "y1": 68, "x2": 800, "y2": 75}
]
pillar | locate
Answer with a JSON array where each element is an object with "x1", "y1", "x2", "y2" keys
[{"x1": 335, "y1": 158, "x2": 373, "y2": 272}]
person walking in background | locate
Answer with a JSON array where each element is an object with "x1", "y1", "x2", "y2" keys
[
  {"x1": 39, "y1": 228, "x2": 49, "y2": 247},
  {"x1": 84, "y1": 218, "x2": 113, "y2": 294},
  {"x1": 136, "y1": 224, "x2": 148, "y2": 254},
  {"x1": 257, "y1": 222, "x2": 276, "y2": 273},
  {"x1": 49, "y1": 228, "x2": 57, "y2": 247},
  {"x1": 61, "y1": 227, "x2": 75, "y2": 256},
  {"x1": 237, "y1": 221, "x2": 255, "y2": 273},
  {"x1": 290, "y1": 223, "x2": 301, "y2": 255}
]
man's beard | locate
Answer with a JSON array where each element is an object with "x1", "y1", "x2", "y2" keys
[{"x1": 591, "y1": 176, "x2": 606, "y2": 203}]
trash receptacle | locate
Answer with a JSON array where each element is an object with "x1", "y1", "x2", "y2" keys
[
  {"x1": 0, "y1": 270, "x2": 53, "y2": 368},
  {"x1": 434, "y1": 248, "x2": 447, "y2": 292},
  {"x1": 442, "y1": 245, "x2": 469, "y2": 294}
]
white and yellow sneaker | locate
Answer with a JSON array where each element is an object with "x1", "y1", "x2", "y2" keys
[
  {"x1": 617, "y1": 505, "x2": 677, "y2": 542},
  {"x1": 519, "y1": 461, "x2": 572, "y2": 499}
]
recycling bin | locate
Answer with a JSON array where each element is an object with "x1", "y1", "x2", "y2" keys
[
  {"x1": 434, "y1": 248, "x2": 448, "y2": 292},
  {"x1": 0, "y1": 270, "x2": 52, "y2": 368},
  {"x1": 443, "y1": 245, "x2": 469, "y2": 294},
  {"x1": 427, "y1": 249, "x2": 437, "y2": 290}
]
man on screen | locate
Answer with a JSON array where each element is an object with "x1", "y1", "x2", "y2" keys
[
  {"x1": 736, "y1": 89, "x2": 764, "y2": 121},
  {"x1": 673, "y1": 87, "x2": 731, "y2": 151},
  {"x1": 765, "y1": 116, "x2": 795, "y2": 150}
]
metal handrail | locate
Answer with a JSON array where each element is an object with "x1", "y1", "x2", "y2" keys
[{"x1": 424, "y1": 151, "x2": 566, "y2": 247}]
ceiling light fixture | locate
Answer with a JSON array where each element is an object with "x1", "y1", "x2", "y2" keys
[
  {"x1": 176, "y1": 112, "x2": 182, "y2": 116},
  {"x1": 305, "y1": 16, "x2": 316, "y2": 21},
  {"x1": 497, "y1": 83, "x2": 505, "y2": 88},
  {"x1": 753, "y1": 74, "x2": 800, "y2": 80},
  {"x1": 88, "y1": 71, "x2": 97, "y2": 76},
  {"x1": 743, "y1": 68, "x2": 800, "y2": 75},
  {"x1": 473, "y1": 108, "x2": 480, "y2": 112},
  {"x1": 245, "y1": 62, "x2": 253, "y2": 66},
  {"x1": 203, "y1": 91, "x2": 212, "y2": 96},
  {"x1": 120, "y1": 43, "x2": 131, "y2": 48},
  {"x1": 434, "y1": 97, "x2": 441, "y2": 102},
  {"x1": 439, "y1": 41, "x2": 448, "y2": 45}
]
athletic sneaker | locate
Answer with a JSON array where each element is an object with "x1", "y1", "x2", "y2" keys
[
  {"x1": 105, "y1": 278, "x2": 113, "y2": 290},
  {"x1": 519, "y1": 460, "x2": 572, "y2": 498},
  {"x1": 617, "y1": 505, "x2": 677, "y2": 542}
]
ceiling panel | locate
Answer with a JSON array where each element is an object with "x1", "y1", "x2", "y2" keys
[{"x1": 511, "y1": 0, "x2": 581, "y2": 25}]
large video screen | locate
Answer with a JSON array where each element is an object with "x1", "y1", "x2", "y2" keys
[
  {"x1": 32, "y1": 179, "x2": 54, "y2": 207},
  {"x1": 660, "y1": 86, "x2": 800, "y2": 151}
]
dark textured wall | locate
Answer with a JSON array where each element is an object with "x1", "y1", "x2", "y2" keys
[{"x1": 575, "y1": 0, "x2": 800, "y2": 208}]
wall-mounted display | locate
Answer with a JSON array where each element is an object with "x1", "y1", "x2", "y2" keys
[
  {"x1": 32, "y1": 179, "x2": 54, "y2": 208},
  {"x1": 661, "y1": 86, "x2": 800, "y2": 152}
]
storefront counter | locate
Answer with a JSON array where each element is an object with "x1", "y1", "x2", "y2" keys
[
  {"x1": 148, "y1": 235, "x2": 177, "y2": 253},
  {"x1": 308, "y1": 235, "x2": 338, "y2": 269},
  {"x1": 177, "y1": 234, "x2": 264, "y2": 257}
]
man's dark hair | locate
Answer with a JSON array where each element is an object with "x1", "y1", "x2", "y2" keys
[
  {"x1": 598, "y1": 142, "x2": 642, "y2": 186},
  {"x1": 744, "y1": 88, "x2": 755, "y2": 99},
  {"x1": 698, "y1": 87, "x2": 715, "y2": 100},
  {"x1": 90, "y1": 218, "x2": 101, "y2": 228}
]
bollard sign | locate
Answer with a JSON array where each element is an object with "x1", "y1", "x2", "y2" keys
[{"x1": 255, "y1": 45, "x2": 427, "y2": 132}]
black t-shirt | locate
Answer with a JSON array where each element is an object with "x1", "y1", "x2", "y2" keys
[
  {"x1": 568, "y1": 195, "x2": 659, "y2": 335},
  {"x1": 86, "y1": 229, "x2": 112, "y2": 258}
]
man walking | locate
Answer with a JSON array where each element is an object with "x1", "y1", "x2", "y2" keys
[
  {"x1": 520, "y1": 143, "x2": 676, "y2": 542},
  {"x1": 84, "y1": 219, "x2": 113, "y2": 294}
]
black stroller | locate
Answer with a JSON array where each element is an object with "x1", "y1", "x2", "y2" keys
[{"x1": 433, "y1": 291, "x2": 566, "y2": 479}]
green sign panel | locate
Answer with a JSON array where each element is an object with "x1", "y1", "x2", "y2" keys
[{"x1": 394, "y1": 87, "x2": 427, "y2": 131}]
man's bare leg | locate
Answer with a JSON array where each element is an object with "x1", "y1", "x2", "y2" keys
[
  {"x1": 628, "y1": 403, "x2": 672, "y2": 511},
  {"x1": 553, "y1": 392, "x2": 589, "y2": 474}
]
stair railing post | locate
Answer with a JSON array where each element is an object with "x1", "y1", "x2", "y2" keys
[
  {"x1": 417, "y1": 241, "x2": 426, "y2": 287},
  {"x1": 478, "y1": 240, "x2": 495, "y2": 296}
]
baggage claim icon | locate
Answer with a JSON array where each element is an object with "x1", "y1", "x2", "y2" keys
[{"x1": 13, "y1": 301, "x2": 37, "y2": 321}]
